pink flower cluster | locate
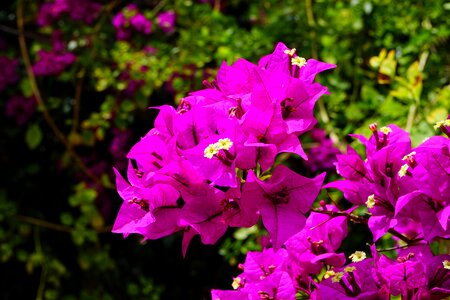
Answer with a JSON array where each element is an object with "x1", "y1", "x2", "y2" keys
[
  {"x1": 112, "y1": 42, "x2": 335, "y2": 254},
  {"x1": 214, "y1": 121, "x2": 450, "y2": 299},
  {"x1": 0, "y1": 56, "x2": 19, "y2": 92},
  {"x1": 112, "y1": 4, "x2": 152, "y2": 40},
  {"x1": 32, "y1": 31, "x2": 76, "y2": 76},
  {"x1": 112, "y1": 5, "x2": 176, "y2": 40},
  {"x1": 327, "y1": 122, "x2": 450, "y2": 242},
  {"x1": 37, "y1": 0, "x2": 102, "y2": 26},
  {"x1": 213, "y1": 208, "x2": 450, "y2": 299}
]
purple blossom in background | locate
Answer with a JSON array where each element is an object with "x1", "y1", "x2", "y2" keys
[
  {"x1": 112, "y1": 4, "x2": 152, "y2": 40},
  {"x1": 304, "y1": 128, "x2": 341, "y2": 172},
  {"x1": 32, "y1": 49, "x2": 76, "y2": 76},
  {"x1": 5, "y1": 95, "x2": 36, "y2": 126},
  {"x1": 37, "y1": 0, "x2": 102, "y2": 26},
  {"x1": 0, "y1": 56, "x2": 19, "y2": 92},
  {"x1": 157, "y1": 10, "x2": 176, "y2": 34},
  {"x1": 109, "y1": 128, "x2": 132, "y2": 170}
]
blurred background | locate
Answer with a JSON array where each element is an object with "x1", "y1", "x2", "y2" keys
[{"x1": 0, "y1": 0, "x2": 449, "y2": 299}]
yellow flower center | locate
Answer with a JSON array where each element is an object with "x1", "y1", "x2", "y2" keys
[
  {"x1": 204, "y1": 138, "x2": 233, "y2": 159},
  {"x1": 204, "y1": 144, "x2": 219, "y2": 159},
  {"x1": 349, "y1": 251, "x2": 367, "y2": 262},
  {"x1": 443, "y1": 260, "x2": 450, "y2": 270},
  {"x1": 291, "y1": 56, "x2": 307, "y2": 68},
  {"x1": 284, "y1": 48, "x2": 296, "y2": 56},
  {"x1": 398, "y1": 164, "x2": 409, "y2": 178},
  {"x1": 217, "y1": 138, "x2": 233, "y2": 150},
  {"x1": 232, "y1": 276, "x2": 242, "y2": 289},
  {"x1": 344, "y1": 266, "x2": 356, "y2": 273},
  {"x1": 434, "y1": 119, "x2": 450, "y2": 130},
  {"x1": 380, "y1": 126, "x2": 392, "y2": 135},
  {"x1": 366, "y1": 195, "x2": 375, "y2": 209},
  {"x1": 332, "y1": 272, "x2": 344, "y2": 283},
  {"x1": 324, "y1": 270, "x2": 335, "y2": 279}
]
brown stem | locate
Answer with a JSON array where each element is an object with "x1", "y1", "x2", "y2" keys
[
  {"x1": 311, "y1": 208, "x2": 421, "y2": 245},
  {"x1": 71, "y1": 68, "x2": 86, "y2": 134},
  {"x1": 376, "y1": 243, "x2": 413, "y2": 253},
  {"x1": 16, "y1": 215, "x2": 72, "y2": 233},
  {"x1": 311, "y1": 208, "x2": 368, "y2": 224},
  {"x1": 15, "y1": 215, "x2": 113, "y2": 233},
  {"x1": 387, "y1": 228, "x2": 422, "y2": 245},
  {"x1": 17, "y1": 0, "x2": 103, "y2": 188},
  {"x1": 93, "y1": 0, "x2": 121, "y2": 33}
]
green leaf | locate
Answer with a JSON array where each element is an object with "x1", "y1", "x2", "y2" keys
[
  {"x1": 19, "y1": 79, "x2": 33, "y2": 97},
  {"x1": 25, "y1": 124, "x2": 43, "y2": 149}
]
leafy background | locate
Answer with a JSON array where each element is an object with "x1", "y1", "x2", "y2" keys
[{"x1": 0, "y1": 0, "x2": 449, "y2": 299}]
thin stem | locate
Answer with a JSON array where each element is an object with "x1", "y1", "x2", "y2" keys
[
  {"x1": 17, "y1": 0, "x2": 102, "y2": 187},
  {"x1": 93, "y1": 0, "x2": 121, "y2": 33},
  {"x1": 311, "y1": 208, "x2": 421, "y2": 245},
  {"x1": 71, "y1": 68, "x2": 86, "y2": 134},
  {"x1": 310, "y1": 208, "x2": 368, "y2": 224},
  {"x1": 16, "y1": 215, "x2": 72, "y2": 233},
  {"x1": 304, "y1": 0, "x2": 343, "y2": 151},
  {"x1": 405, "y1": 103, "x2": 417, "y2": 132},
  {"x1": 387, "y1": 228, "x2": 422, "y2": 245},
  {"x1": 152, "y1": 0, "x2": 167, "y2": 15},
  {"x1": 35, "y1": 228, "x2": 47, "y2": 300},
  {"x1": 305, "y1": 0, "x2": 316, "y2": 27},
  {"x1": 405, "y1": 51, "x2": 427, "y2": 132},
  {"x1": 15, "y1": 215, "x2": 113, "y2": 233},
  {"x1": 376, "y1": 243, "x2": 413, "y2": 253}
]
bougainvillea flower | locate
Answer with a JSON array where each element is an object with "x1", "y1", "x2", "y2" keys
[
  {"x1": 316, "y1": 259, "x2": 384, "y2": 299},
  {"x1": 242, "y1": 165, "x2": 325, "y2": 249},
  {"x1": 412, "y1": 136, "x2": 450, "y2": 202},
  {"x1": 285, "y1": 206, "x2": 348, "y2": 275},
  {"x1": 258, "y1": 42, "x2": 336, "y2": 82},
  {"x1": 395, "y1": 191, "x2": 449, "y2": 241},
  {"x1": 215, "y1": 58, "x2": 258, "y2": 96},
  {"x1": 372, "y1": 252, "x2": 435, "y2": 299},
  {"x1": 0, "y1": 56, "x2": 19, "y2": 92},
  {"x1": 212, "y1": 248, "x2": 296, "y2": 300},
  {"x1": 32, "y1": 49, "x2": 76, "y2": 76},
  {"x1": 241, "y1": 104, "x2": 306, "y2": 170},
  {"x1": 113, "y1": 166, "x2": 185, "y2": 242},
  {"x1": 157, "y1": 10, "x2": 176, "y2": 33},
  {"x1": 126, "y1": 132, "x2": 174, "y2": 186},
  {"x1": 112, "y1": 168, "x2": 156, "y2": 237},
  {"x1": 112, "y1": 4, "x2": 152, "y2": 40},
  {"x1": 37, "y1": 0, "x2": 101, "y2": 26},
  {"x1": 326, "y1": 124, "x2": 415, "y2": 241},
  {"x1": 178, "y1": 181, "x2": 227, "y2": 246},
  {"x1": 221, "y1": 180, "x2": 260, "y2": 228}
]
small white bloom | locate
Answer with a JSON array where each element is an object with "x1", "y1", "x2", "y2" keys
[
  {"x1": 204, "y1": 144, "x2": 219, "y2": 159},
  {"x1": 380, "y1": 126, "x2": 392, "y2": 135},
  {"x1": 291, "y1": 56, "x2": 307, "y2": 68},
  {"x1": 366, "y1": 195, "x2": 376, "y2": 209},
  {"x1": 349, "y1": 251, "x2": 367, "y2": 262},
  {"x1": 398, "y1": 164, "x2": 409, "y2": 178},
  {"x1": 284, "y1": 48, "x2": 296, "y2": 56}
]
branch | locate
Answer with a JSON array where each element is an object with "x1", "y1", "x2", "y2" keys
[
  {"x1": 310, "y1": 208, "x2": 368, "y2": 224},
  {"x1": 17, "y1": 0, "x2": 103, "y2": 188},
  {"x1": 71, "y1": 68, "x2": 86, "y2": 134},
  {"x1": 15, "y1": 215, "x2": 113, "y2": 233}
]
